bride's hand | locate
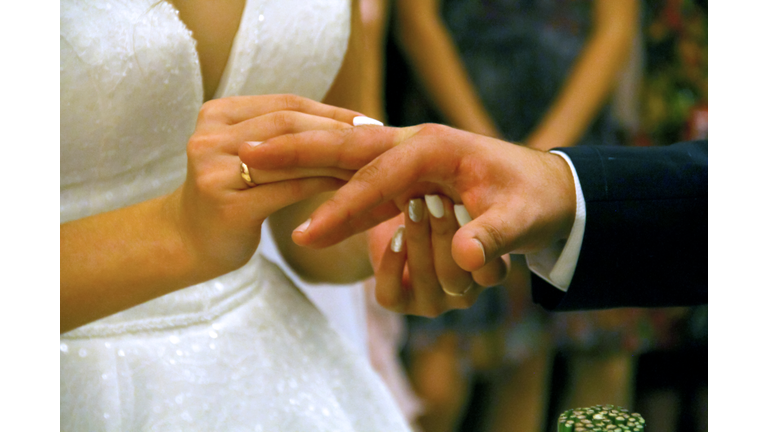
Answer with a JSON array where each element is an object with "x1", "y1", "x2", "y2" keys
[
  {"x1": 173, "y1": 94, "x2": 362, "y2": 275},
  {"x1": 368, "y1": 195, "x2": 509, "y2": 317},
  {"x1": 61, "y1": 94, "x2": 366, "y2": 332}
]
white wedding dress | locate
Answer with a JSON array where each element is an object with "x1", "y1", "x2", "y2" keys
[{"x1": 60, "y1": 0, "x2": 410, "y2": 430}]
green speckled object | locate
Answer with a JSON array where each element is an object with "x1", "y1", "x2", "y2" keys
[{"x1": 557, "y1": 405, "x2": 645, "y2": 431}]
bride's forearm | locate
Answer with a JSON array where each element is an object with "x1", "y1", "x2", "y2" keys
[{"x1": 60, "y1": 191, "x2": 213, "y2": 333}]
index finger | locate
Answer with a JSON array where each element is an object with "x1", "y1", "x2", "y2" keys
[
  {"x1": 198, "y1": 94, "x2": 363, "y2": 127},
  {"x1": 291, "y1": 132, "x2": 458, "y2": 247},
  {"x1": 239, "y1": 124, "x2": 422, "y2": 171}
]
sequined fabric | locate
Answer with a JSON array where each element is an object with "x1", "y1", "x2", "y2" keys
[{"x1": 60, "y1": 0, "x2": 410, "y2": 430}]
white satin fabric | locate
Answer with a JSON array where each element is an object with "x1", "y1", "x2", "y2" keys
[{"x1": 60, "y1": 0, "x2": 409, "y2": 430}]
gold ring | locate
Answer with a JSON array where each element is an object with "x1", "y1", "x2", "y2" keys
[
  {"x1": 443, "y1": 283, "x2": 473, "y2": 297},
  {"x1": 240, "y1": 162, "x2": 257, "y2": 187}
]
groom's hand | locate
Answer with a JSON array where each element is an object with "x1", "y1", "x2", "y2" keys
[{"x1": 239, "y1": 123, "x2": 577, "y2": 272}]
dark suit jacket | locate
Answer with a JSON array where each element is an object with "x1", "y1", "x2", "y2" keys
[{"x1": 531, "y1": 141, "x2": 708, "y2": 311}]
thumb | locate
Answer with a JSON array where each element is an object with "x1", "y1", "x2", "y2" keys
[{"x1": 451, "y1": 205, "x2": 519, "y2": 272}]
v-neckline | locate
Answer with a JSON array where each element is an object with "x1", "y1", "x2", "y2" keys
[{"x1": 167, "y1": 0, "x2": 249, "y2": 102}]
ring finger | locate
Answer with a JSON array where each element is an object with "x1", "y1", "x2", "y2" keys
[
  {"x1": 427, "y1": 195, "x2": 475, "y2": 297},
  {"x1": 404, "y1": 197, "x2": 445, "y2": 316}
]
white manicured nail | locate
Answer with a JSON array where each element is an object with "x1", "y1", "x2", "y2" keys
[
  {"x1": 294, "y1": 218, "x2": 311, "y2": 234},
  {"x1": 408, "y1": 198, "x2": 424, "y2": 223},
  {"x1": 391, "y1": 225, "x2": 406, "y2": 252},
  {"x1": 424, "y1": 195, "x2": 444, "y2": 218},
  {"x1": 245, "y1": 141, "x2": 263, "y2": 147},
  {"x1": 353, "y1": 116, "x2": 384, "y2": 126},
  {"x1": 454, "y1": 205, "x2": 472, "y2": 227}
]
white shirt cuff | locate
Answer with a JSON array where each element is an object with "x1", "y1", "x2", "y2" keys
[{"x1": 525, "y1": 151, "x2": 586, "y2": 292}]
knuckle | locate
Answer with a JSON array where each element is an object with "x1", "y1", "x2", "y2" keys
[
  {"x1": 418, "y1": 122, "x2": 448, "y2": 137},
  {"x1": 192, "y1": 171, "x2": 218, "y2": 197},
  {"x1": 416, "y1": 123, "x2": 454, "y2": 138},
  {"x1": 268, "y1": 111, "x2": 293, "y2": 133},
  {"x1": 478, "y1": 219, "x2": 505, "y2": 255},
  {"x1": 277, "y1": 94, "x2": 305, "y2": 111},
  {"x1": 352, "y1": 163, "x2": 382, "y2": 187},
  {"x1": 186, "y1": 134, "x2": 213, "y2": 159},
  {"x1": 198, "y1": 100, "x2": 221, "y2": 120}
]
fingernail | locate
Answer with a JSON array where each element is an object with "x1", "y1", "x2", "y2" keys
[
  {"x1": 454, "y1": 204, "x2": 472, "y2": 227},
  {"x1": 408, "y1": 198, "x2": 424, "y2": 223},
  {"x1": 353, "y1": 116, "x2": 384, "y2": 126},
  {"x1": 245, "y1": 141, "x2": 263, "y2": 147},
  {"x1": 294, "y1": 218, "x2": 311, "y2": 234},
  {"x1": 473, "y1": 238, "x2": 486, "y2": 265},
  {"x1": 425, "y1": 195, "x2": 444, "y2": 218},
  {"x1": 390, "y1": 225, "x2": 406, "y2": 253}
]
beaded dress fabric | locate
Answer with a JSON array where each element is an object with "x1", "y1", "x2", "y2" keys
[{"x1": 60, "y1": 0, "x2": 410, "y2": 430}]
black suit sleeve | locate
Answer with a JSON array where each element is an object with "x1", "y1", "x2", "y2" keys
[{"x1": 531, "y1": 141, "x2": 708, "y2": 311}]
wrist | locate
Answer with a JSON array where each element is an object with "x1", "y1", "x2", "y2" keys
[
  {"x1": 548, "y1": 152, "x2": 577, "y2": 242},
  {"x1": 162, "y1": 188, "x2": 231, "y2": 284}
]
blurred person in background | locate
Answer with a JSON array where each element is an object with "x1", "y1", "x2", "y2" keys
[{"x1": 386, "y1": 0, "x2": 647, "y2": 431}]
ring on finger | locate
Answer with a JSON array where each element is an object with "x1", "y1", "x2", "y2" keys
[
  {"x1": 240, "y1": 162, "x2": 257, "y2": 187},
  {"x1": 443, "y1": 283, "x2": 473, "y2": 297}
]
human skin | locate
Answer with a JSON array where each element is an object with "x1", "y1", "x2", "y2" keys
[
  {"x1": 358, "y1": 0, "x2": 509, "y2": 315},
  {"x1": 392, "y1": 0, "x2": 638, "y2": 152},
  {"x1": 239, "y1": 123, "x2": 576, "y2": 275},
  {"x1": 354, "y1": 0, "x2": 636, "y2": 315},
  {"x1": 61, "y1": 96, "x2": 363, "y2": 333},
  {"x1": 525, "y1": 0, "x2": 639, "y2": 151},
  {"x1": 366, "y1": 195, "x2": 509, "y2": 316},
  {"x1": 394, "y1": 0, "x2": 502, "y2": 138},
  {"x1": 61, "y1": 0, "x2": 374, "y2": 333}
]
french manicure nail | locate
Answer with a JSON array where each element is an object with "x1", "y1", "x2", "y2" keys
[
  {"x1": 294, "y1": 218, "x2": 311, "y2": 234},
  {"x1": 245, "y1": 141, "x2": 263, "y2": 147},
  {"x1": 391, "y1": 225, "x2": 406, "y2": 252},
  {"x1": 424, "y1": 195, "x2": 444, "y2": 218},
  {"x1": 408, "y1": 198, "x2": 424, "y2": 223},
  {"x1": 454, "y1": 204, "x2": 472, "y2": 227},
  {"x1": 353, "y1": 116, "x2": 384, "y2": 126}
]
